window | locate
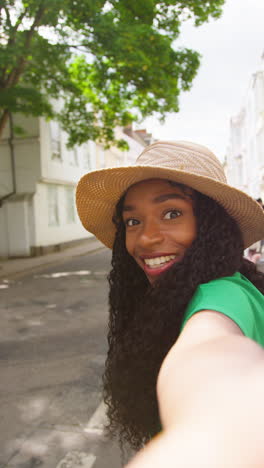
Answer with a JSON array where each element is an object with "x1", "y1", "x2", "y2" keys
[
  {"x1": 69, "y1": 147, "x2": 79, "y2": 166},
  {"x1": 48, "y1": 185, "x2": 59, "y2": 226},
  {"x1": 257, "y1": 127, "x2": 264, "y2": 165},
  {"x1": 83, "y1": 142, "x2": 96, "y2": 170},
  {"x1": 50, "y1": 121, "x2": 61, "y2": 160},
  {"x1": 65, "y1": 186, "x2": 75, "y2": 223},
  {"x1": 83, "y1": 147, "x2": 92, "y2": 170},
  {"x1": 99, "y1": 149, "x2": 105, "y2": 168}
]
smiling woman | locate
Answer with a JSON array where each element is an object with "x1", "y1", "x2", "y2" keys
[
  {"x1": 122, "y1": 179, "x2": 196, "y2": 284},
  {"x1": 76, "y1": 141, "x2": 264, "y2": 467}
]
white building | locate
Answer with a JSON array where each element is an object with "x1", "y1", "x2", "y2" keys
[
  {"x1": 226, "y1": 55, "x2": 264, "y2": 200},
  {"x1": 0, "y1": 115, "x2": 146, "y2": 258},
  {"x1": 122, "y1": 126, "x2": 155, "y2": 165}
]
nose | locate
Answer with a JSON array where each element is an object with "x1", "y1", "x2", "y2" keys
[{"x1": 137, "y1": 219, "x2": 164, "y2": 249}]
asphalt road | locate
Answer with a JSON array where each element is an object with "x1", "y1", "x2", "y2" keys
[{"x1": 0, "y1": 248, "x2": 131, "y2": 468}]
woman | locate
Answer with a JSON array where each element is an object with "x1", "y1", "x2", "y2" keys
[{"x1": 76, "y1": 141, "x2": 264, "y2": 467}]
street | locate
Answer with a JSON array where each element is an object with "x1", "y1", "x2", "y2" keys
[
  {"x1": 2, "y1": 246, "x2": 262, "y2": 468},
  {"x1": 0, "y1": 248, "x2": 129, "y2": 468}
]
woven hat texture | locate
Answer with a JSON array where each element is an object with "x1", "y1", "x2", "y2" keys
[{"x1": 76, "y1": 140, "x2": 264, "y2": 249}]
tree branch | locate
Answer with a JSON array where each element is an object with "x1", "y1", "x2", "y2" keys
[
  {"x1": 0, "y1": 7, "x2": 30, "y2": 81},
  {"x1": 3, "y1": 7, "x2": 12, "y2": 29},
  {"x1": 7, "y1": 7, "x2": 29, "y2": 46},
  {"x1": 4, "y1": 3, "x2": 46, "y2": 89},
  {"x1": 65, "y1": 43, "x2": 92, "y2": 51},
  {"x1": 14, "y1": 8, "x2": 28, "y2": 33}
]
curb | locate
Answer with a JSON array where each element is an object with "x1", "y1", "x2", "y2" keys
[{"x1": 0, "y1": 239, "x2": 106, "y2": 280}]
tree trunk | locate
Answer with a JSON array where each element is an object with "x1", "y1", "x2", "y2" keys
[{"x1": 0, "y1": 110, "x2": 9, "y2": 140}]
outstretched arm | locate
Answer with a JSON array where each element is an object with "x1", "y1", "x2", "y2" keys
[{"x1": 125, "y1": 311, "x2": 264, "y2": 467}]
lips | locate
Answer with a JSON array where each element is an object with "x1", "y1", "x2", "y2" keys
[
  {"x1": 139, "y1": 252, "x2": 182, "y2": 281},
  {"x1": 143, "y1": 254, "x2": 176, "y2": 268}
]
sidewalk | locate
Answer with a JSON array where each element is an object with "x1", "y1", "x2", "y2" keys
[
  {"x1": 1, "y1": 241, "x2": 264, "y2": 280},
  {"x1": 0, "y1": 237, "x2": 106, "y2": 280},
  {"x1": 0, "y1": 236, "x2": 111, "y2": 468}
]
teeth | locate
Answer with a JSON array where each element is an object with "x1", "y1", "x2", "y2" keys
[{"x1": 144, "y1": 255, "x2": 176, "y2": 267}]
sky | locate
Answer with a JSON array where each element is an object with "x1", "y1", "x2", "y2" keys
[{"x1": 143, "y1": 0, "x2": 264, "y2": 161}]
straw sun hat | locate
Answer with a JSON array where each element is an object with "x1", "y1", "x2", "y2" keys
[{"x1": 76, "y1": 140, "x2": 264, "y2": 249}]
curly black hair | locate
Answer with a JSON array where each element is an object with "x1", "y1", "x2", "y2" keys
[{"x1": 102, "y1": 186, "x2": 264, "y2": 452}]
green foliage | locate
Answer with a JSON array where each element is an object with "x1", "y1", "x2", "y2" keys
[{"x1": 0, "y1": 0, "x2": 225, "y2": 148}]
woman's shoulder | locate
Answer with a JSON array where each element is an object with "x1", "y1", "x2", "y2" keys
[
  {"x1": 198, "y1": 272, "x2": 263, "y2": 297},
  {"x1": 181, "y1": 272, "x2": 264, "y2": 346}
]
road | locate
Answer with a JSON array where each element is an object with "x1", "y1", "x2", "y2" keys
[
  {"x1": 0, "y1": 248, "x2": 132, "y2": 468},
  {"x1": 2, "y1": 247, "x2": 263, "y2": 468}
]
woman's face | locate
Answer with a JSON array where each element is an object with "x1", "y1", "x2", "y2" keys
[{"x1": 122, "y1": 179, "x2": 197, "y2": 284}]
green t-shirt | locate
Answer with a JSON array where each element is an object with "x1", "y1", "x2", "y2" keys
[{"x1": 181, "y1": 272, "x2": 264, "y2": 347}]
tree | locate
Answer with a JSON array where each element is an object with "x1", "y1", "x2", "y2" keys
[{"x1": 0, "y1": 0, "x2": 225, "y2": 149}]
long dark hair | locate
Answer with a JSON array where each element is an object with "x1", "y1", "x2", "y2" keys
[{"x1": 103, "y1": 187, "x2": 264, "y2": 451}]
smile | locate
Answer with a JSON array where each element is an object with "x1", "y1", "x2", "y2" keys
[{"x1": 143, "y1": 255, "x2": 176, "y2": 268}]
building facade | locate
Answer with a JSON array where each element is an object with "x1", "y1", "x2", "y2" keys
[
  {"x1": 0, "y1": 116, "x2": 146, "y2": 258},
  {"x1": 226, "y1": 56, "x2": 264, "y2": 200}
]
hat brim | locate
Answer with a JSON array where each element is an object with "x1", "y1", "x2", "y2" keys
[{"x1": 76, "y1": 165, "x2": 264, "y2": 249}]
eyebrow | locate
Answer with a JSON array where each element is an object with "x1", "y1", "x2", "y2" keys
[{"x1": 122, "y1": 193, "x2": 187, "y2": 212}]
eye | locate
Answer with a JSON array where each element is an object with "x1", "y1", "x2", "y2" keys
[
  {"x1": 164, "y1": 209, "x2": 181, "y2": 220},
  {"x1": 124, "y1": 218, "x2": 140, "y2": 227}
]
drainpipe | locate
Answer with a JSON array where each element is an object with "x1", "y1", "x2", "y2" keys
[{"x1": 0, "y1": 112, "x2": 16, "y2": 207}]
